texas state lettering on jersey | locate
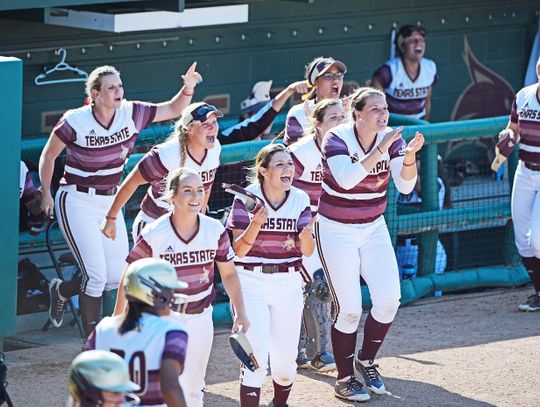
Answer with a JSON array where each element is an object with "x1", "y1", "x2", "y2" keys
[
  {"x1": 227, "y1": 184, "x2": 311, "y2": 266},
  {"x1": 288, "y1": 134, "x2": 324, "y2": 214},
  {"x1": 373, "y1": 57, "x2": 437, "y2": 118},
  {"x1": 510, "y1": 84, "x2": 540, "y2": 165},
  {"x1": 283, "y1": 100, "x2": 315, "y2": 145},
  {"x1": 138, "y1": 139, "x2": 221, "y2": 220},
  {"x1": 319, "y1": 122, "x2": 405, "y2": 224},
  {"x1": 127, "y1": 213, "x2": 233, "y2": 313},
  {"x1": 85, "y1": 313, "x2": 188, "y2": 405},
  {"x1": 53, "y1": 100, "x2": 156, "y2": 190}
]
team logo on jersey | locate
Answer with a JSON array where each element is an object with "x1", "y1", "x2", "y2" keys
[
  {"x1": 283, "y1": 234, "x2": 295, "y2": 251},
  {"x1": 351, "y1": 152, "x2": 359, "y2": 163},
  {"x1": 120, "y1": 144, "x2": 129, "y2": 160},
  {"x1": 199, "y1": 266, "x2": 210, "y2": 284}
]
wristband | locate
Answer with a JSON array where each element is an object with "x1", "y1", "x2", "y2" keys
[
  {"x1": 240, "y1": 235, "x2": 255, "y2": 246},
  {"x1": 376, "y1": 146, "x2": 384, "y2": 154},
  {"x1": 402, "y1": 160, "x2": 416, "y2": 167},
  {"x1": 182, "y1": 88, "x2": 194, "y2": 96},
  {"x1": 106, "y1": 215, "x2": 117, "y2": 221}
]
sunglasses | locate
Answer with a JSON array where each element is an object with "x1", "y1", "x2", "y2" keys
[
  {"x1": 222, "y1": 183, "x2": 265, "y2": 213},
  {"x1": 321, "y1": 72, "x2": 344, "y2": 81},
  {"x1": 192, "y1": 104, "x2": 218, "y2": 122}
]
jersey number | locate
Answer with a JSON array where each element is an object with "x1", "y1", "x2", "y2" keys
[{"x1": 110, "y1": 349, "x2": 148, "y2": 395}]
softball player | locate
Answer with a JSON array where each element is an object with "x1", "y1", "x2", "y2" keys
[
  {"x1": 39, "y1": 63, "x2": 201, "y2": 337},
  {"x1": 372, "y1": 25, "x2": 438, "y2": 120},
  {"x1": 227, "y1": 143, "x2": 315, "y2": 407},
  {"x1": 85, "y1": 258, "x2": 188, "y2": 407},
  {"x1": 102, "y1": 102, "x2": 224, "y2": 243},
  {"x1": 283, "y1": 57, "x2": 347, "y2": 146},
  {"x1": 315, "y1": 87, "x2": 424, "y2": 401},
  {"x1": 118, "y1": 168, "x2": 249, "y2": 407},
  {"x1": 288, "y1": 99, "x2": 345, "y2": 372},
  {"x1": 498, "y1": 57, "x2": 540, "y2": 312},
  {"x1": 67, "y1": 350, "x2": 140, "y2": 407}
]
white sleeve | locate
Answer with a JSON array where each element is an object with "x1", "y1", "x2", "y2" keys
[
  {"x1": 327, "y1": 155, "x2": 369, "y2": 190},
  {"x1": 390, "y1": 155, "x2": 417, "y2": 194}
]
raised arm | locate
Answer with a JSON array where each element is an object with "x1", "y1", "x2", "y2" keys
[{"x1": 153, "y1": 62, "x2": 202, "y2": 123}]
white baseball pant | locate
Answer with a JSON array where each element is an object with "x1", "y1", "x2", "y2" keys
[
  {"x1": 237, "y1": 269, "x2": 303, "y2": 388},
  {"x1": 511, "y1": 161, "x2": 540, "y2": 258},
  {"x1": 167, "y1": 306, "x2": 214, "y2": 407},
  {"x1": 55, "y1": 185, "x2": 128, "y2": 297},
  {"x1": 315, "y1": 215, "x2": 401, "y2": 333}
]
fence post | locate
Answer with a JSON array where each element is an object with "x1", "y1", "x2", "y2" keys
[
  {"x1": 418, "y1": 142, "x2": 438, "y2": 276},
  {"x1": 0, "y1": 57, "x2": 22, "y2": 348},
  {"x1": 385, "y1": 181, "x2": 398, "y2": 249}
]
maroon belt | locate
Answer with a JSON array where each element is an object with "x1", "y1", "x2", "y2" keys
[
  {"x1": 243, "y1": 265, "x2": 296, "y2": 274},
  {"x1": 524, "y1": 162, "x2": 540, "y2": 172},
  {"x1": 171, "y1": 302, "x2": 207, "y2": 315},
  {"x1": 75, "y1": 185, "x2": 118, "y2": 196}
]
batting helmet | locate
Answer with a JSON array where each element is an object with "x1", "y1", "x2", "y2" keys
[
  {"x1": 124, "y1": 258, "x2": 187, "y2": 309},
  {"x1": 68, "y1": 350, "x2": 140, "y2": 406}
]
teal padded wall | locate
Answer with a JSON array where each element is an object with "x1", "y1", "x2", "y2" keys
[{"x1": 0, "y1": 57, "x2": 22, "y2": 336}]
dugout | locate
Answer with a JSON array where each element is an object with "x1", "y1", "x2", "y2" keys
[{"x1": 2, "y1": 0, "x2": 539, "y2": 335}]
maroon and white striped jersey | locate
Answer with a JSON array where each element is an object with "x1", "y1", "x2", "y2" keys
[
  {"x1": 288, "y1": 135, "x2": 323, "y2": 215},
  {"x1": 138, "y1": 139, "x2": 221, "y2": 220},
  {"x1": 373, "y1": 57, "x2": 438, "y2": 118},
  {"x1": 226, "y1": 184, "x2": 312, "y2": 267},
  {"x1": 85, "y1": 313, "x2": 188, "y2": 406},
  {"x1": 319, "y1": 122, "x2": 413, "y2": 224},
  {"x1": 127, "y1": 213, "x2": 234, "y2": 313},
  {"x1": 510, "y1": 84, "x2": 540, "y2": 165},
  {"x1": 53, "y1": 100, "x2": 156, "y2": 190},
  {"x1": 283, "y1": 100, "x2": 315, "y2": 145}
]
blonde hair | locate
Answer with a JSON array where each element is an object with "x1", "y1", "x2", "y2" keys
[
  {"x1": 303, "y1": 99, "x2": 342, "y2": 139},
  {"x1": 248, "y1": 143, "x2": 289, "y2": 185},
  {"x1": 85, "y1": 65, "x2": 121, "y2": 101},
  {"x1": 348, "y1": 87, "x2": 385, "y2": 120},
  {"x1": 163, "y1": 167, "x2": 200, "y2": 203},
  {"x1": 167, "y1": 120, "x2": 191, "y2": 167}
]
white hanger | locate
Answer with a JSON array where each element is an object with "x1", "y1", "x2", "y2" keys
[{"x1": 34, "y1": 48, "x2": 89, "y2": 86}]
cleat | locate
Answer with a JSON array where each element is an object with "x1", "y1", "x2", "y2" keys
[
  {"x1": 355, "y1": 359, "x2": 386, "y2": 394},
  {"x1": 310, "y1": 352, "x2": 336, "y2": 373},
  {"x1": 334, "y1": 376, "x2": 370, "y2": 402},
  {"x1": 518, "y1": 293, "x2": 540, "y2": 312},
  {"x1": 296, "y1": 349, "x2": 311, "y2": 369},
  {"x1": 48, "y1": 278, "x2": 67, "y2": 328}
]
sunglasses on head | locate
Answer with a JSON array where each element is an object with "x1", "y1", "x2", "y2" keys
[
  {"x1": 192, "y1": 104, "x2": 218, "y2": 122},
  {"x1": 321, "y1": 72, "x2": 344, "y2": 81}
]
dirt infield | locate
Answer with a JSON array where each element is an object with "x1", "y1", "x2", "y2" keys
[{"x1": 5, "y1": 286, "x2": 540, "y2": 406}]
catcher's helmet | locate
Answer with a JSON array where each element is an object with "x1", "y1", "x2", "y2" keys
[
  {"x1": 68, "y1": 350, "x2": 140, "y2": 406},
  {"x1": 124, "y1": 258, "x2": 187, "y2": 309}
]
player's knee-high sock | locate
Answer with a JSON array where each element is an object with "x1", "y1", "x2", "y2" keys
[
  {"x1": 272, "y1": 380, "x2": 293, "y2": 406},
  {"x1": 521, "y1": 256, "x2": 540, "y2": 292},
  {"x1": 79, "y1": 293, "x2": 102, "y2": 338},
  {"x1": 59, "y1": 273, "x2": 82, "y2": 299},
  {"x1": 358, "y1": 313, "x2": 392, "y2": 362},
  {"x1": 239, "y1": 384, "x2": 260, "y2": 407},
  {"x1": 331, "y1": 326, "x2": 357, "y2": 380}
]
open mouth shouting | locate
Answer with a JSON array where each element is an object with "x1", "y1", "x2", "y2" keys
[
  {"x1": 331, "y1": 85, "x2": 340, "y2": 97},
  {"x1": 206, "y1": 135, "x2": 216, "y2": 144}
]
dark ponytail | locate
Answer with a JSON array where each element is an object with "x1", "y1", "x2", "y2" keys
[{"x1": 119, "y1": 301, "x2": 150, "y2": 335}]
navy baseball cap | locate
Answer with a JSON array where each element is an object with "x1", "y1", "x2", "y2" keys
[{"x1": 181, "y1": 102, "x2": 224, "y2": 128}]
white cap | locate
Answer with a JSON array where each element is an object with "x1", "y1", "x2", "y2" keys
[{"x1": 240, "y1": 80, "x2": 273, "y2": 114}]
